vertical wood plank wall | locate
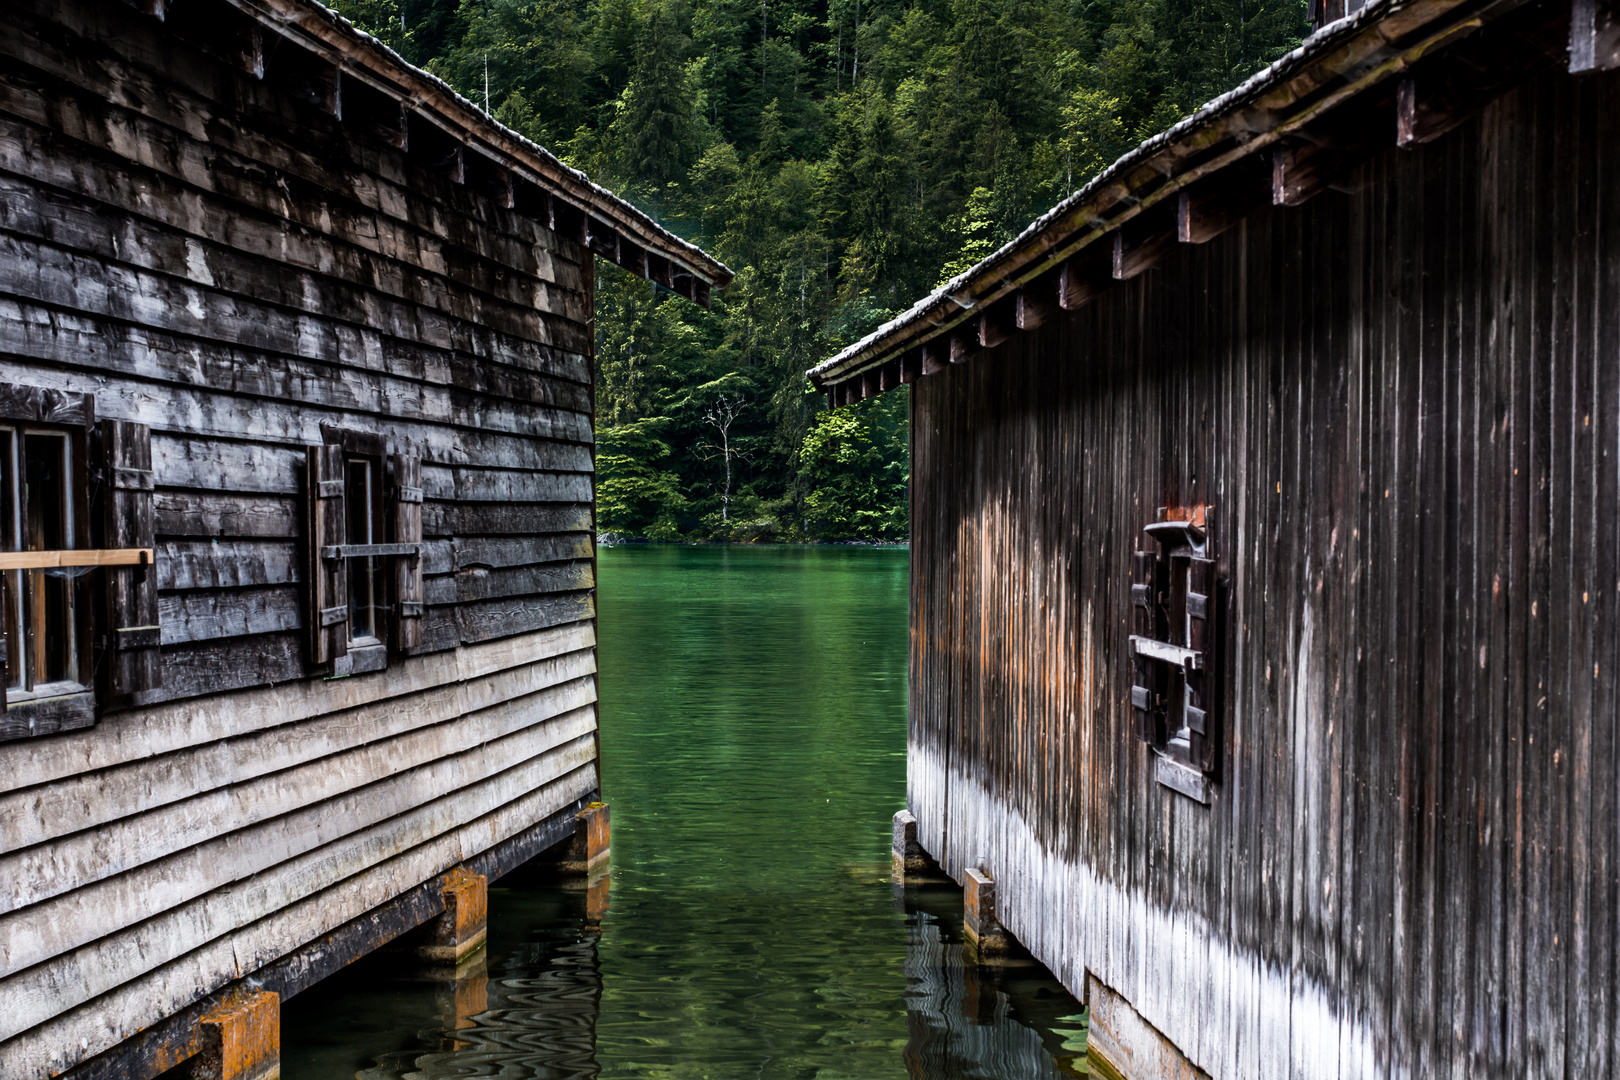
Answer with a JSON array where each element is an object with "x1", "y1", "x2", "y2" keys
[
  {"x1": 909, "y1": 68, "x2": 1620, "y2": 1080},
  {"x1": 0, "y1": 0, "x2": 602, "y2": 1072}
]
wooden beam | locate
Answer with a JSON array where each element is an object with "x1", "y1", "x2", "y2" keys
[
  {"x1": 1177, "y1": 158, "x2": 1271, "y2": 243},
  {"x1": 978, "y1": 297, "x2": 1016, "y2": 349},
  {"x1": 921, "y1": 338, "x2": 949, "y2": 376},
  {"x1": 861, "y1": 368, "x2": 880, "y2": 399},
  {"x1": 646, "y1": 252, "x2": 673, "y2": 289},
  {"x1": 694, "y1": 280, "x2": 712, "y2": 309},
  {"x1": 1058, "y1": 250, "x2": 1112, "y2": 310},
  {"x1": 899, "y1": 348, "x2": 922, "y2": 384},
  {"x1": 879, "y1": 360, "x2": 899, "y2": 392},
  {"x1": 239, "y1": 24, "x2": 264, "y2": 79},
  {"x1": 1271, "y1": 135, "x2": 1380, "y2": 206},
  {"x1": 1398, "y1": 7, "x2": 1570, "y2": 146},
  {"x1": 0, "y1": 548, "x2": 153, "y2": 571},
  {"x1": 1572, "y1": 0, "x2": 1620, "y2": 71},
  {"x1": 588, "y1": 217, "x2": 620, "y2": 261},
  {"x1": 1113, "y1": 223, "x2": 1174, "y2": 279},
  {"x1": 948, "y1": 322, "x2": 980, "y2": 364},
  {"x1": 619, "y1": 239, "x2": 649, "y2": 279},
  {"x1": 1015, "y1": 279, "x2": 1057, "y2": 330}
]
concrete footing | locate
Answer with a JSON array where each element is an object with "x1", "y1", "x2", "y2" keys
[
  {"x1": 418, "y1": 866, "x2": 489, "y2": 965},
  {"x1": 891, "y1": 809, "x2": 928, "y2": 875},
  {"x1": 963, "y1": 867, "x2": 1008, "y2": 956},
  {"x1": 192, "y1": 988, "x2": 280, "y2": 1080},
  {"x1": 558, "y1": 801, "x2": 610, "y2": 874}
]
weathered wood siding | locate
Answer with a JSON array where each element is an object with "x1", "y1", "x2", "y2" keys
[
  {"x1": 910, "y1": 66, "x2": 1620, "y2": 1080},
  {"x1": 0, "y1": 0, "x2": 603, "y2": 1073}
]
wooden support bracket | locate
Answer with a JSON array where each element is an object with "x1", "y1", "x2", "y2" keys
[
  {"x1": 921, "y1": 338, "x2": 950, "y2": 376},
  {"x1": 1058, "y1": 251, "x2": 1113, "y2": 310},
  {"x1": 977, "y1": 297, "x2": 1016, "y2": 349}
]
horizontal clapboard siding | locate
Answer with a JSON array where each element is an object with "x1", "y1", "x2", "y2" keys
[
  {"x1": 0, "y1": 0, "x2": 614, "y2": 1074},
  {"x1": 910, "y1": 68, "x2": 1620, "y2": 1080}
]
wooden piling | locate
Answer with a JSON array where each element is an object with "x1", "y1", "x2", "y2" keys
[
  {"x1": 963, "y1": 868, "x2": 1007, "y2": 955},
  {"x1": 191, "y1": 989, "x2": 279, "y2": 1080},
  {"x1": 892, "y1": 809, "x2": 928, "y2": 875},
  {"x1": 417, "y1": 866, "x2": 489, "y2": 965},
  {"x1": 559, "y1": 801, "x2": 611, "y2": 874}
]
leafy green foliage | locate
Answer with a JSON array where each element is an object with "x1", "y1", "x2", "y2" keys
[{"x1": 330, "y1": 0, "x2": 1306, "y2": 541}]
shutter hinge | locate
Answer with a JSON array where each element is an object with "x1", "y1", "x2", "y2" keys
[
  {"x1": 316, "y1": 480, "x2": 345, "y2": 499},
  {"x1": 319, "y1": 605, "x2": 350, "y2": 627},
  {"x1": 111, "y1": 466, "x2": 154, "y2": 491},
  {"x1": 115, "y1": 625, "x2": 162, "y2": 650},
  {"x1": 392, "y1": 485, "x2": 424, "y2": 504}
]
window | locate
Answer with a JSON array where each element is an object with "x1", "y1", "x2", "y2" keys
[
  {"x1": 307, "y1": 428, "x2": 424, "y2": 677},
  {"x1": 0, "y1": 388, "x2": 160, "y2": 741},
  {"x1": 1, "y1": 428, "x2": 88, "y2": 698},
  {"x1": 1129, "y1": 506, "x2": 1220, "y2": 803}
]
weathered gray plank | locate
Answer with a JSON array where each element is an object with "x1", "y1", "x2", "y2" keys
[{"x1": 0, "y1": 622, "x2": 596, "y2": 794}]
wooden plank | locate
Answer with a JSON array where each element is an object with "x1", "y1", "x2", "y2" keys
[
  {"x1": 423, "y1": 501, "x2": 594, "y2": 538},
  {"x1": 0, "y1": 548, "x2": 151, "y2": 570},
  {"x1": 156, "y1": 492, "x2": 297, "y2": 539},
  {"x1": 156, "y1": 539, "x2": 299, "y2": 590},
  {"x1": 158, "y1": 585, "x2": 301, "y2": 645},
  {"x1": 0, "y1": 645, "x2": 595, "y2": 855},
  {"x1": 59, "y1": 791, "x2": 590, "y2": 1080},
  {"x1": 0, "y1": 6, "x2": 595, "y2": 300},
  {"x1": 0, "y1": 724, "x2": 597, "y2": 1028},
  {"x1": 0, "y1": 678, "x2": 598, "y2": 929},
  {"x1": 425, "y1": 560, "x2": 595, "y2": 605},
  {"x1": 0, "y1": 744, "x2": 599, "y2": 1074},
  {"x1": 1, "y1": 620, "x2": 596, "y2": 792}
]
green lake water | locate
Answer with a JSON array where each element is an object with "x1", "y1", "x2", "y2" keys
[{"x1": 281, "y1": 544, "x2": 1088, "y2": 1078}]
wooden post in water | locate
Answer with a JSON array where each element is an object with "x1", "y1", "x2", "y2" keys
[
  {"x1": 191, "y1": 988, "x2": 280, "y2": 1080},
  {"x1": 892, "y1": 809, "x2": 928, "y2": 876},
  {"x1": 963, "y1": 868, "x2": 1007, "y2": 956},
  {"x1": 559, "y1": 801, "x2": 612, "y2": 874},
  {"x1": 418, "y1": 867, "x2": 489, "y2": 966}
]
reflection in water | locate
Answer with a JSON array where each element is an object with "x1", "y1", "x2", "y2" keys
[
  {"x1": 287, "y1": 866, "x2": 1088, "y2": 1079},
  {"x1": 282, "y1": 547, "x2": 1090, "y2": 1078}
]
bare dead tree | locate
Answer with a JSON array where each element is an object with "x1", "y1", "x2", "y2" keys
[{"x1": 696, "y1": 394, "x2": 748, "y2": 522}]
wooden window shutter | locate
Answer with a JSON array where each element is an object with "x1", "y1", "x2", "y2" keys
[
  {"x1": 102, "y1": 420, "x2": 160, "y2": 695},
  {"x1": 1185, "y1": 556, "x2": 1217, "y2": 771},
  {"x1": 308, "y1": 443, "x2": 348, "y2": 667},
  {"x1": 1130, "y1": 549, "x2": 1167, "y2": 746},
  {"x1": 390, "y1": 453, "x2": 423, "y2": 651}
]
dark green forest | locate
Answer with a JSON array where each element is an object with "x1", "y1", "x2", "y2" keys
[{"x1": 332, "y1": 0, "x2": 1306, "y2": 540}]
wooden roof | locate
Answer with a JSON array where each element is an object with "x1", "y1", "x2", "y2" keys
[
  {"x1": 136, "y1": 0, "x2": 733, "y2": 302},
  {"x1": 808, "y1": 0, "x2": 1600, "y2": 402}
]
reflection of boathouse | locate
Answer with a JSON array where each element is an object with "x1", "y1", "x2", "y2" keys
[
  {"x1": 0, "y1": 0, "x2": 727, "y2": 1074},
  {"x1": 811, "y1": 0, "x2": 1620, "y2": 1075}
]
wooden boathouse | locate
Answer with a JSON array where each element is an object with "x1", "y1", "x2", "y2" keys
[
  {"x1": 0, "y1": 0, "x2": 728, "y2": 1074},
  {"x1": 813, "y1": 0, "x2": 1620, "y2": 1075}
]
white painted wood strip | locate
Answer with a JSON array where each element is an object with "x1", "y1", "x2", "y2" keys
[
  {"x1": 2, "y1": 648, "x2": 596, "y2": 852},
  {"x1": 0, "y1": 621, "x2": 596, "y2": 794},
  {"x1": 1, "y1": 668, "x2": 597, "y2": 911},
  {"x1": 0, "y1": 727, "x2": 598, "y2": 1040},
  {"x1": 0, "y1": 756, "x2": 598, "y2": 1078}
]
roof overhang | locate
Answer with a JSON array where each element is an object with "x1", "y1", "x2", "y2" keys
[
  {"x1": 808, "y1": 0, "x2": 1591, "y2": 403},
  {"x1": 132, "y1": 0, "x2": 733, "y2": 302}
]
